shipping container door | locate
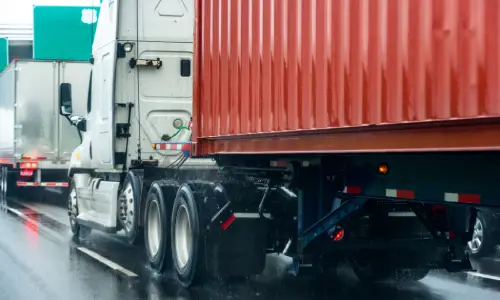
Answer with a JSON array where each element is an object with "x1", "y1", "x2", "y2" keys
[
  {"x1": 15, "y1": 61, "x2": 58, "y2": 160},
  {"x1": 58, "y1": 62, "x2": 92, "y2": 161},
  {"x1": 136, "y1": 0, "x2": 194, "y2": 160}
]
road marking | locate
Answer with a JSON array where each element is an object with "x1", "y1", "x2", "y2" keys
[
  {"x1": 14, "y1": 200, "x2": 69, "y2": 226},
  {"x1": 77, "y1": 246, "x2": 138, "y2": 278},
  {"x1": 6, "y1": 206, "x2": 64, "y2": 243},
  {"x1": 467, "y1": 271, "x2": 500, "y2": 282},
  {"x1": 6, "y1": 203, "x2": 138, "y2": 279}
]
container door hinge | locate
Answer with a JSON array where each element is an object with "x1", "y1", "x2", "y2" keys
[{"x1": 129, "y1": 58, "x2": 162, "y2": 69}]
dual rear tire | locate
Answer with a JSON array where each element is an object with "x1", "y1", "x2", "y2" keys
[{"x1": 144, "y1": 182, "x2": 206, "y2": 287}]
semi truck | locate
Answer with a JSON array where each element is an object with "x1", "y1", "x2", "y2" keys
[
  {"x1": 61, "y1": 0, "x2": 500, "y2": 287},
  {"x1": 0, "y1": 60, "x2": 91, "y2": 205}
]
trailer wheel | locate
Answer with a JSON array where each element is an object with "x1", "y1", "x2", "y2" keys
[
  {"x1": 467, "y1": 211, "x2": 496, "y2": 258},
  {"x1": 171, "y1": 184, "x2": 206, "y2": 287},
  {"x1": 1, "y1": 166, "x2": 14, "y2": 206},
  {"x1": 144, "y1": 181, "x2": 171, "y2": 272},
  {"x1": 0, "y1": 166, "x2": 5, "y2": 206},
  {"x1": 1, "y1": 167, "x2": 7, "y2": 205},
  {"x1": 68, "y1": 179, "x2": 91, "y2": 239},
  {"x1": 119, "y1": 171, "x2": 143, "y2": 245}
]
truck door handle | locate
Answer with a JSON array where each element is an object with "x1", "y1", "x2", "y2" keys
[{"x1": 129, "y1": 58, "x2": 162, "y2": 69}]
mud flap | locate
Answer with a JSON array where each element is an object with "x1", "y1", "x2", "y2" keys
[{"x1": 206, "y1": 212, "x2": 268, "y2": 277}]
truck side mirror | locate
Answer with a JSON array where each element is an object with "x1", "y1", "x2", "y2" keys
[{"x1": 59, "y1": 83, "x2": 73, "y2": 115}]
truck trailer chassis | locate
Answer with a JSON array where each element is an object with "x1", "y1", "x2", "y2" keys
[{"x1": 66, "y1": 141, "x2": 490, "y2": 286}]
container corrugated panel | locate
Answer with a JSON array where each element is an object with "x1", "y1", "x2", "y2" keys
[
  {"x1": 33, "y1": 5, "x2": 100, "y2": 61},
  {"x1": 0, "y1": 38, "x2": 7, "y2": 72},
  {"x1": 193, "y1": 0, "x2": 500, "y2": 155}
]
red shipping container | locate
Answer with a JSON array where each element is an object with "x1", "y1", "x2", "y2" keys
[{"x1": 192, "y1": 0, "x2": 500, "y2": 156}]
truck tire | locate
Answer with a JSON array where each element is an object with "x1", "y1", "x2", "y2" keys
[
  {"x1": 144, "y1": 181, "x2": 172, "y2": 272},
  {"x1": 0, "y1": 166, "x2": 5, "y2": 207},
  {"x1": 68, "y1": 179, "x2": 91, "y2": 239},
  {"x1": 467, "y1": 211, "x2": 496, "y2": 258},
  {"x1": 1, "y1": 166, "x2": 15, "y2": 206},
  {"x1": 171, "y1": 184, "x2": 207, "y2": 287},
  {"x1": 119, "y1": 171, "x2": 143, "y2": 245}
]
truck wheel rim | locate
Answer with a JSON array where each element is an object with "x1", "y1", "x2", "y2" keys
[
  {"x1": 147, "y1": 199, "x2": 161, "y2": 257},
  {"x1": 121, "y1": 183, "x2": 135, "y2": 232},
  {"x1": 468, "y1": 218, "x2": 483, "y2": 252},
  {"x1": 174, "y1": 204, "x2": 192, "y2": 269}
]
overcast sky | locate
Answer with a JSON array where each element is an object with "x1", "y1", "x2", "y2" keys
[{"x1": 0, "y1": 0, "x2": 101, "y2": 25}]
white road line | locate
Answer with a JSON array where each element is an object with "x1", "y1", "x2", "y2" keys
[
  {"x1": 77, "y1": 247, "x2": 138, "y2": 278},
  {"x1": 6, "y1": 204, "x2": 138, "y2": 279},
  {"x1": 15, "y1": 200, "x2": 69, "y2": 226},
  {"x1": 466, "y1": 271, "x2": 500, "y2": 282},
  {"x1": 6, "y1": 206, "x2": 65, "y2": 242}
]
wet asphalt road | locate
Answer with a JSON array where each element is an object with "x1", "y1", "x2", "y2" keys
[{"x1": 2, "y1": 198, "x2": 500, "y2": 300}]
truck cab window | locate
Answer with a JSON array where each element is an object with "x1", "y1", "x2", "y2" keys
[{"x1": 87, "y1": 72, "x2": 92, "y2": 113}]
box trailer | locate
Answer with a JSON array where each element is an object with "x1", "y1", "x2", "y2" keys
[
  {"x1": 62, "y1": 0, "x2": 500, "y2": 288},
  {"x1": 0, "y1": 60, "x2": 91, "y2": 203}
]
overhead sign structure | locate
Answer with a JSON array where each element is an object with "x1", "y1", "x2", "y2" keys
[
  {"x1": 33, "y1": 5, "x2": 100, "y2": 61},
  {"x1": 0, "y1": 38, "x2": 7, "y2": 72}
]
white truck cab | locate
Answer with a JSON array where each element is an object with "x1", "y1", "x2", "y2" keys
[
  {"x1": 60, "y1": 3, "x2": 267, "y2": 288},
  {"x1": 61, "y1": 0, "x2": 194, "y2": 234},
  {"x1": 71, "y1": 0, "x2": 193, "y2": 172}
]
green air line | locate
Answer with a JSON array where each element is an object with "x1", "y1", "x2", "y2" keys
[{"x1": 169, "y1": 126, "x2": 190, "y2": 139}]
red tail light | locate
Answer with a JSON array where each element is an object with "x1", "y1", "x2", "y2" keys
[
  {"x1": 20, "y1": 162, "x2": 38, "y2": 169},
  {"x1": 331, "y1": 229, "x2": 345, "y2": 241}
]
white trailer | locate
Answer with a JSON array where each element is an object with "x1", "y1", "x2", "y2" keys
[{"x1": 0, "y1": 60, "x2": 91, "y2": 204}]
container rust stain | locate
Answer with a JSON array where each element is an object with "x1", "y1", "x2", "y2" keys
[{"x1": 193, "y1": 0, "x2": 500, "y2": 155}]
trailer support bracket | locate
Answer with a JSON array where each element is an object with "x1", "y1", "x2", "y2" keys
[{"x1": 298, "y1": 197, "x2": 368, "y2": 251}]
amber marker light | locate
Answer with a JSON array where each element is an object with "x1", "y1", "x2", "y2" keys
[{"x1": 378, "y1": 163, "x2": 389, "y2": 175}]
